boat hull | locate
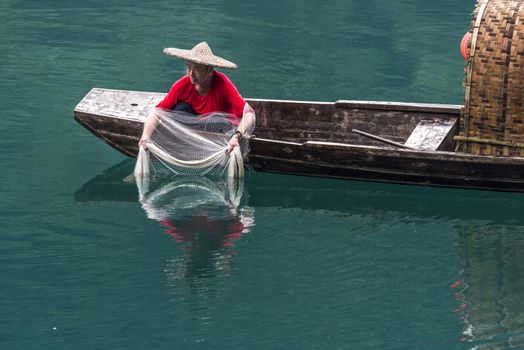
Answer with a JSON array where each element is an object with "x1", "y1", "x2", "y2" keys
[
  {"x1": 248, "y1": 138, "x2": 524, "y2": 191},
  {"x1": 74, "y1": 88, "x2": 524, "y2": 191}
]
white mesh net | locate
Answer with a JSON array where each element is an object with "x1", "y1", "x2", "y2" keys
[{"x1": 134, "y1": 104, "x2": 255, "y2": 199}]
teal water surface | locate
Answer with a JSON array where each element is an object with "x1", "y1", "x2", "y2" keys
[{"x1": 2, "y1": 1, "x2": 524, "y2": 349}]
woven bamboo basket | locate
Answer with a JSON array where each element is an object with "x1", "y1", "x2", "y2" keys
[{"x1": 460, "y1": 0, "x2": 524, "y2": 156}]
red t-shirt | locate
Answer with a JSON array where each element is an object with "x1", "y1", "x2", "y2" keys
[{"x1": 156, "y1": 71, "x2": 246, "y2": 118}]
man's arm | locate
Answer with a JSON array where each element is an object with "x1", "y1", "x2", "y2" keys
[
  {"x1": 228, "y1": 102, "x2": 256, "y2": 150},
  {"x1": 138, "y1": 109, "x2": 161, "y2": 147}
]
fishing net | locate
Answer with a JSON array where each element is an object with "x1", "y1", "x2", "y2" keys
[{"x1": 134, "y1": 103, "x2": 255, "y2": 198}]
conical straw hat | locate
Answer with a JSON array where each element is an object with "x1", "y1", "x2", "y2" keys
[{"x1": 163, "y1": 42, "x2": 237, "y2": 70}]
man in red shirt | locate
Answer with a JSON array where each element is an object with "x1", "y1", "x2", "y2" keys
[{"x1": 139, "y1": 42, "x2": 255, "y2": 151}]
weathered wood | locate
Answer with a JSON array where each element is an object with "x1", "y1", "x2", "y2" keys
[
  {"x1": 404, "y1": 118, "x2": 458, "y2": 151},
  {"x1": 249, "y1": 138, "x2": 524, "y2": 190},
  {"x1": 74, "y1": 111, "x2": 143, "y2": 156},
  {"x1": 75, "y1": 88, "x2": 164, "y2": 120},
  {"x1": 73, "y1": 87, "x2": 524, "y2": 192},
  {"x1": 334, "y1": 100, "x2": 462, "y2": 114},
  {"x1": 351, "y1": 129, "x2": 416, "y2": 150},
  {"x1": 247, "y1": 97, "x2": 461, "y2": 144}
]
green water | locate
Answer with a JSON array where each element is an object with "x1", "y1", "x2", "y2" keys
[{"x1": 2, "y1": 1, "x2": 524, "y2": 349}]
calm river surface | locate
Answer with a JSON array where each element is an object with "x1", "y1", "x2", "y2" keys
[{"x1": 1, "y1": 1, "x2": 524, "y2": 349}]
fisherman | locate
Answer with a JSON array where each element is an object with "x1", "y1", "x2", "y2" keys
[{"x1": 138, "y1": 41, "x2": 255, "y2": 151}]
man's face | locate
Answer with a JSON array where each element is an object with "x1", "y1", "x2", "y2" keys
[{"x1": 187, "y1": 62, "x2": 211, "y2": 85}]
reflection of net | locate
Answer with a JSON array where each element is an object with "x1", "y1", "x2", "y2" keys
[
  {"x1": 140, "y1": 176, "x2": 245, "y2": 221},
  {"x1": 139, "y1": 176, "x2": 255, "y2": 282}
]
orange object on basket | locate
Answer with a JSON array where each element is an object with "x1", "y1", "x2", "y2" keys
[{"x1": 460, "y1": 32, "x2": 472, "y2": 59}]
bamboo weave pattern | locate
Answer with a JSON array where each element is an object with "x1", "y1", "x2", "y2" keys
[{"x1": 462, "y1": 0, "x2": 524, "y2": 156}]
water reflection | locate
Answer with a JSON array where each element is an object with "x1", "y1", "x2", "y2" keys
[
  {"x1": 75, "y1": 160, "x2": 255, "y2": 286},
  {"x1": 139, "y1": 176, "x2": 254, "y2": 283},
  {"x1": 76, "y1": 160, "x2": 524, "y2": 344},
  {"x1": 75, "y1": 159, "x2": 524, "y2": 225},
  {"x1": 454, "y1": 224, "x2": 524, "y2": 350}
]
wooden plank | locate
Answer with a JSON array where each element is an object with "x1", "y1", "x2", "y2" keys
[
  {"x1": 304, "y1": 141, "x2": 356, "y2": 148},
  {"x1": 74, "y1": 112, "x2": 143, "y2": 156},
  {"x1": 248, "y1": 155, "x2": 524, "y2": 191},
  {"x1": 75, "y1": 88, "x2": 165, "y2": 120},
  {"x1": 334, "y1": 100, "x2": 463, "y2": 114},
  {"x1": 350, "y1": 129, "x2": 416, "y2": 150},
  {"x1": 251, "y1": 137, "x2": 524, "y2": 171},
  {"x1": 404, "y1": 118, "x2": 457, "y2": 151},
  {"x1": 250, "y1": 98, "x2": 461, "y2": 144},
  {"x1": 420, "y1": 121, "x2": 455, "y2": 151}
]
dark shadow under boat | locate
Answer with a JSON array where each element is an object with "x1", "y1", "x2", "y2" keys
[{"x1": 75, "y1": 159, "x2": 524, "y2": 225}]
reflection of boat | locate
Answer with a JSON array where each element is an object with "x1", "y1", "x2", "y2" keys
[
  {"x1": 247, "y1": 175, "x2": 524, "y2": 225},
  {"x1": 454, "y1": 224, "x2": 524, "y2": 349},
  {"x1": 75, "y1": 160, "x2": 254, "y2": 281},
  {"x1": 76, "y1": 159, "x2": 524, "y2": 225},
  {"x1": 75, "y1": 160, "x2": 138, "y2": 202},
  {"x1": 74, "y1": 88, "x2": 524, "y2": 191},
  {"x1": 76, "y1": 162, "x2": 524, "y2": 336}
]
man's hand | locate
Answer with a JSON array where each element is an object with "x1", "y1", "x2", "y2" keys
[
  {"x1": 138, "y1": 137, "x2": 149, "y2": 149},
  {"x1": 228, "y1": 133, "x2": 240, "y2": 151}
]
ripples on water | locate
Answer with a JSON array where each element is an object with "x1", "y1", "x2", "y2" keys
[
  {"x1": 67, "y1": 160, "x2": 524, "y2": 349},
  {"x1": 454, "y1": 228, "x2": 524, "y2": 349},
  {"x1": 139, "y1": 176, "x2": 255, "y2": 283}
]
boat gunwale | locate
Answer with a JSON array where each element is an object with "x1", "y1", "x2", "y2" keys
[
  {"x1": 75, "y1": 87, "x2": 463, "y2": 115},
  {"x1": 74, "y1": 109, "x2": 524, "y2": 165},
  {"x1": 251, "y1": 137, "x2": 524, "y2": 164}
]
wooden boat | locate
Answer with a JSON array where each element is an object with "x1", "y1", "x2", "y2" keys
[{"x1": 74, "y1": 87, "x2": 524, "y2": 192}]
